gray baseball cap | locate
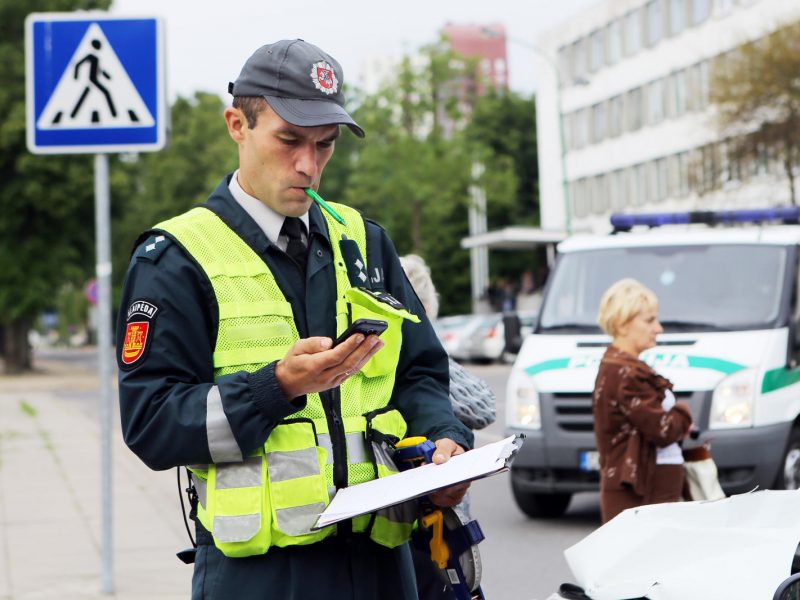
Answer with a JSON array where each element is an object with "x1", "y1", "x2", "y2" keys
[{"x1": 229, "y1": 39, "x2": 365, "y2": 138}]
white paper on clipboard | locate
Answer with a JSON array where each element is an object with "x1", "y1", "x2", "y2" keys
[{"x1": 313, "y1": 434, "x2": 523, "y2": 530}]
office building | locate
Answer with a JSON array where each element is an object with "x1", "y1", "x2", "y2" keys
[{"x1": 535, "y1": 0, "x2": 800, "y2": 233}]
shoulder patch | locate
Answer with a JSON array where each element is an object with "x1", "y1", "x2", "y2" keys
[
  {"x1": 119, "y1": 299, "x2": 161, "y2": 370},
  {"x1": 133, "y1": 234, "x2": 172, "y2": 264}
]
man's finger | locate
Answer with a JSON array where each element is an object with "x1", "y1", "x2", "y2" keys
[
  {"x1": 432, "y1": 438, "x2": 464, "y2": 464},
  {"x1": 292, "y1": 336, "x2": 334, "y2": 355}
]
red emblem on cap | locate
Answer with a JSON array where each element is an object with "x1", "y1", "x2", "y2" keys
[
  {"x1": 310, "y1": 61, "x2": 338, "y2": 95},
  {"x1": 121, "y1": 321, "x2": 149, "y2": 365}
]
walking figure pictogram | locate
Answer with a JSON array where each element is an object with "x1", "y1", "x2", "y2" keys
[{"x1": 69, "y1": 39, "x2": 117, "y2": 122}]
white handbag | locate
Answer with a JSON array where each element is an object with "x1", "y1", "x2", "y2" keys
[{"x1": 683, "y1": 445, "x2": 726, "y2": 501}]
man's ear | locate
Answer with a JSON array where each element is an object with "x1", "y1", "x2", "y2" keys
[{"x1": 224, "y1": 107, "x2": 246, "y2": 143}]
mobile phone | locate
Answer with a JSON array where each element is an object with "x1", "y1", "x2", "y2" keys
[{"x1": 333, "y1": 319, "x2": 388, "y2": 347}]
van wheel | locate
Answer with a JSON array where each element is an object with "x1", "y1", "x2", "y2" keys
[
  {"x1": 777, "y1": 428, "x2": 800, "y2": 490},
  {"x1": 511, "y1": 479, "x2": 572, "y2": 518}
]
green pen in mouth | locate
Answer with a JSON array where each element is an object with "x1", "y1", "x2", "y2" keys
[{"x1": 304, "y1": 188, "x2": 346, "y2": 225}]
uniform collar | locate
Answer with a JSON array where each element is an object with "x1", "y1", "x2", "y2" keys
[
  {"x1": 228, "y1": 169, "x2": 310, "y2": 245},
  {"x1": 206, "y1": 175, "x2": 332, "y2": 254}
]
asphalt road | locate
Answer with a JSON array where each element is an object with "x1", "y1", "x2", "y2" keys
[{"x1": 466, "y1": 362, "x2": 600, "y2": 600}]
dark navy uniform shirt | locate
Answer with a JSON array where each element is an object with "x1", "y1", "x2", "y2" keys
[{"x1": 115, "y1": 175, "x2": 473, "y2": 599}]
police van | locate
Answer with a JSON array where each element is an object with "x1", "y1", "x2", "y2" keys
[{"x1": 505, "y1": 208, "x2": 800, "y2": 518}]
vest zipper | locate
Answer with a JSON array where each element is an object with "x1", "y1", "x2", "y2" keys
[{"x1": 322, "y1": 388, "x2": 348, "y2": 490}]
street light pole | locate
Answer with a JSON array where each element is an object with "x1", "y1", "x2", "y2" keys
[{"x1": 484, "y1": 29, "x2": 573, "y2": 234}]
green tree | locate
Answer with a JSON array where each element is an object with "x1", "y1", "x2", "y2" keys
[
  {"x1": 0, "y1": 0, "x2": 110, "y2": 373},
  {"x1": 709, "y1": 21, "x2": 800, "y2": 205}
]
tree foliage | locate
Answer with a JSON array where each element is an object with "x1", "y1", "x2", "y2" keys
[
  {"x1": 0, "y1": 0, "x2": 110, "y2": 372},
  {"x1": 710, "y1": 21, "x2": 800, "y2": 204}
]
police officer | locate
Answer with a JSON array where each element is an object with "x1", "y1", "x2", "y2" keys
[{"x1": 116, "y1": 39, "x2": 473, "y2": 600}]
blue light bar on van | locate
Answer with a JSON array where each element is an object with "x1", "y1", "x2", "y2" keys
[{"x1": 610, "y1": 207, "x2": 800, "y2": 232}]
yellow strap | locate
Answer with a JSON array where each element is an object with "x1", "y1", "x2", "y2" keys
[{"x1": 421, "y1": 510, "x2": 449, "y2": 569}]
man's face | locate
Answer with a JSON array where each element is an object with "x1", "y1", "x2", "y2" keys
[{"x1": 225, "y1": 102, "x2": 339, "y2": 216}]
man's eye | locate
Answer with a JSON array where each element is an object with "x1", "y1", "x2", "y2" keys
[
  {"x1": 318, "y1": 140, "x2": 335, "y2": 149},
  {"x1": 279, "y1": 137, "x2": 299, "y2": 145}
]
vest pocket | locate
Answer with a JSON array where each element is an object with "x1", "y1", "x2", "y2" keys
[
  {"x1": 344, "y1": 288, "x2": 417, "y2": 378},
  {"x1": 265, "y1": 420, "x2": 334, "y2": 547},
  {"x1": 206, "y1": 454, "x2": 272, "y2": 557}
]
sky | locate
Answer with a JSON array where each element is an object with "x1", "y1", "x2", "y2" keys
[{"x1": 109, "y1": 0, "x2": 599, "y2": 101}]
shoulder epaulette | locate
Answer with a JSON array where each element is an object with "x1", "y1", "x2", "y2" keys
[{"x1": 132, "y1": 233, "x2": 172, "y2": 264}]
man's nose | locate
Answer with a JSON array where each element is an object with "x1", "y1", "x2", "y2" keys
[{"x1": 295, "y1": 145, "x2": 319, "y2": 178}]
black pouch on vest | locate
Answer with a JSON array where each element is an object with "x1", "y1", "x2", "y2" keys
[{"x1": 339, "y1": 237, "x2": 371, "y2": 289}]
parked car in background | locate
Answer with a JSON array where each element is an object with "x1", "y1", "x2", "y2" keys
[
  {"x1": 461, "y1": 313, "x2": 504, "y2": 363},
  {"x1": 432, "y1": 314, "x2": 487, "y2": 361},
  {"x1": 462, "y1": 311, "x2": 540, "y2": 364}
]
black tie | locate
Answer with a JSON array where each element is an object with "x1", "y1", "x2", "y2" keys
[{"x1": 281, "y1": 216, "x2": 307, "y2": 273}]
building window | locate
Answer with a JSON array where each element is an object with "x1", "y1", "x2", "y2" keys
[
  {"x1": 573, "y1": 38, "x2": 588, "y2": 82},
  {"x1": 608, "y1": 95, "x2": 624, "y2": 138},
  {"x1": 646, "y1": 79, "x2": 665, "y2": 125},
  {"x1": 636, "y1": 163, "x2": 649, "y2": 205},
  {"x1": 558, "y1": 45, "x2": 572, "y2": 86},
  {"x1": 687, "y1": 62, "x2": 708, "y2": 111},
  {"x1": 590, "y1": 29, "x2": 605, "y2": 72},
  {"x1": 625, "y1": 166, "x2": 637, "y2": 207},
  {"x1": 625, "y1": 9, "x2": 642, "y2": 56},
  {"x1": 592, "y1": 174, "x2": 608, "y2": 214},
  {"x1": 573, "y1": 178, "x2": 589, "y2": 218},
  {"x1": 565, "y1": 112, "x2": 575, "y2": 151},
  {"x1": 608, "y1": 169, "x2": 624, "y2": 210},
  {"x1": 698, "y1": 60, "x2": 710, "y2": 109},
  {"x1": 575, "y1": 109, "x2": 589, "y2": 149},
  {"x1": 646, "y1": 1, "x2": 663, "y2": 47},
  {"x1": 692, "y1": 0, "x2": 711, "y2": 25},
  {"x1": 669, "y1": 0, "x2": 686, "y2": 35},
  {"x1": 673, "y1": 69, "x2": 688, "y2": 115},
  {"x1": 677, "y1": 151, "x2": 690, "y2": 196},
  {"x1": 607, "y1": 19, "x2": 623, "y2": 65},
  {"x1": 655, "y1": 158, "x2": 668, "y2": 201},
  {"x1": 626, "y1": 87, "x2": 644, "y2": 132},
  {"x1": 592, "y1": 102, "x2": 606, "y2": 143},
  {"x1": 727, "y1": 139, "x2": 742, "y2": 181}
]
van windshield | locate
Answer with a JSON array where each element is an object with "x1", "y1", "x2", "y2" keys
[{"x1": 539, "y1": 244, "x2": 789, "y2": 333}]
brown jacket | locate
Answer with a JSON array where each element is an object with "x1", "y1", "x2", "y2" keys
[{"x1": 593, "y1": 346, "x2": 692, "y2": 496}]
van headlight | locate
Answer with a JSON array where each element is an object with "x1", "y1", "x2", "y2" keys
[
  {"x1": 506, "y1": 372, "x2": 541, "y2": 430},
  {"x1": 709, "y1": 368, "x2": 756, "y2": 429}
]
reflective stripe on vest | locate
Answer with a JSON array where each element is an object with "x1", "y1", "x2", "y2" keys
[{"x1": 156, "y1": 204, "x2": 418, "y2": 556}]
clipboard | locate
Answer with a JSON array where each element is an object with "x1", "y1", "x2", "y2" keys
[{"x1": 313, "y1": 434, "x2": 524, "y2": 530}]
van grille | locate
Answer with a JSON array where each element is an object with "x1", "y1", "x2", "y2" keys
[
  {"x1": 549, "y1": 393, "x2": 594, "y2": 432},
  {"x1": 546, "y1": 391, "x2": 696, "y2": 432}
]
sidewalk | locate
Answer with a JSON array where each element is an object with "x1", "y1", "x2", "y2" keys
[{"x1": 0, "y1": 349, "x2": 190, "y2": 599}]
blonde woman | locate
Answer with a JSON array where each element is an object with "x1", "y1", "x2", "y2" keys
[{"x1": 593, "y1": 278, "x2": 693, "y2": 523}]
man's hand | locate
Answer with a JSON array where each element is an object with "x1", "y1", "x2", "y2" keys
[
  {"x1": 275, "y1": 334, "x2": 384, "y2": 399},
  {"x1": 427, "y1": 438, "x2": 471, "y2": 507}
]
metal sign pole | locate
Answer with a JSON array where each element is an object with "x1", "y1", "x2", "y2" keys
[{"x1": 94, "y1": 152, "x2": 114, "y2": 594}]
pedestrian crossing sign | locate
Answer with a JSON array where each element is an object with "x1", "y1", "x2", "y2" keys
[{"x1": 25, "y1": 13, "x2": 166, "y2": 154}]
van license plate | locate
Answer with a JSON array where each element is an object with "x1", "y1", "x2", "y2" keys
[{"x1": 579, "y1": 450, "x2": 600, "y2": 472}]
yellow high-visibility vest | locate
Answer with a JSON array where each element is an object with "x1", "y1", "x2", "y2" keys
[{"x1": 156, "y1": 202, "x2": 420, "y2": 557}]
